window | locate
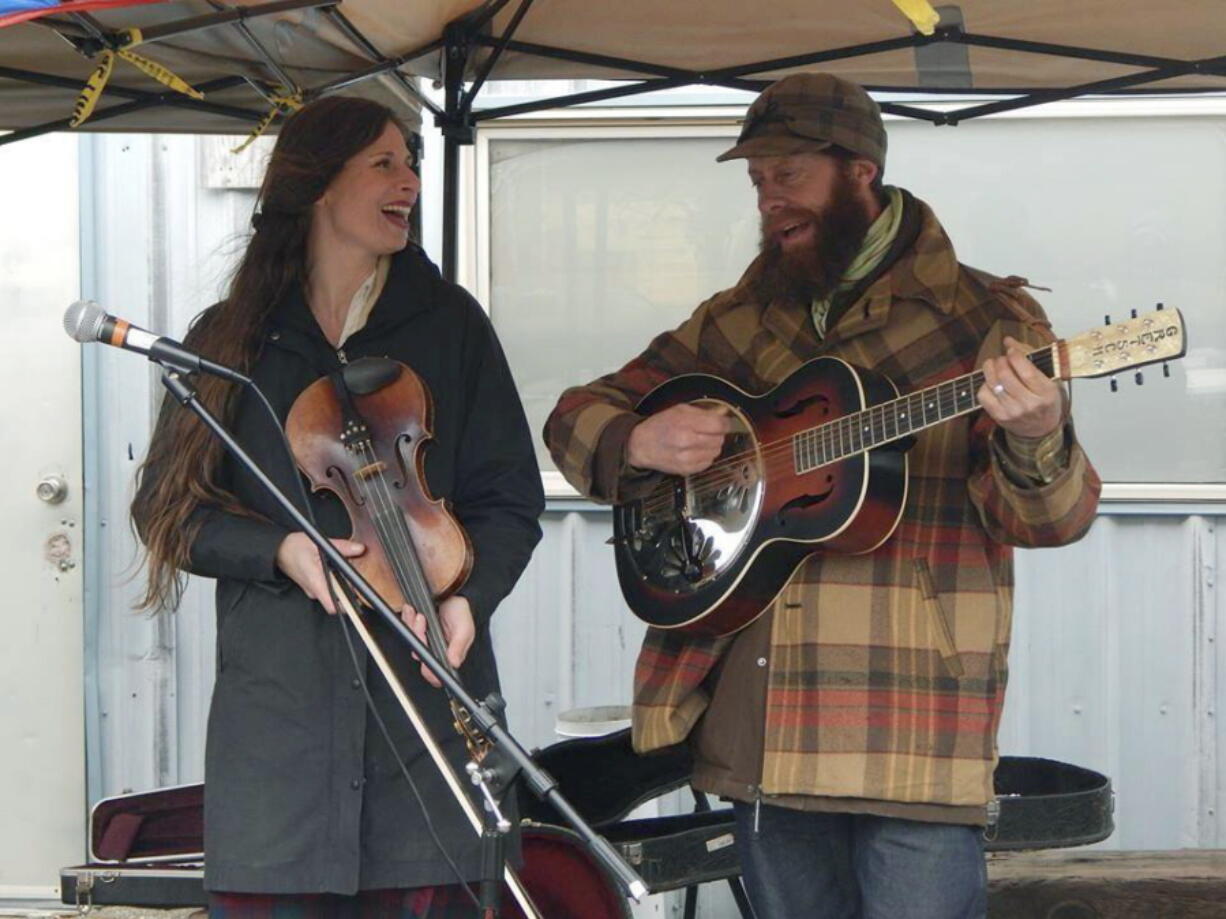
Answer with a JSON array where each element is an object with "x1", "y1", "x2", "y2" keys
[{"x1": 476, "y1": 103, "x2": 1226, "y2": 492}]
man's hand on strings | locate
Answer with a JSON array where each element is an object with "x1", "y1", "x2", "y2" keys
[
  {"x1": 977, "y1": 335, "x2": 1065, "y2": 439},
  {"x1": 275, "y1": 532, "x2": 366, "y2": 614},
  {"x1": 401, "y1": 595, "x2": 476, "y2": 688},
  {"x1": 627, "y1": 403, "x2": 732, "y2": 475}
]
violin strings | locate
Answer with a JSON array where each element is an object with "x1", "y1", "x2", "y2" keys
[
  {"x1": 351, "y1": 438, "x2": 457, "y2": 676},
  {"x1": 359, "y1": 443, "x2": 428, "y2": 605},
  {"x1": 345, "y1": 435, "x2": 478, "y2": 750},
  {"x1": 346, "y1": 445, "x2": 419, "y2": 601}
]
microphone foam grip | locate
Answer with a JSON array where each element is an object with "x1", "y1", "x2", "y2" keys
[{"x1": 63, "y1": 299, "x2": 107, "y2": 343}]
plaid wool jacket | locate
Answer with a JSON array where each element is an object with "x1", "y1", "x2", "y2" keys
[{"x1": 544, "y1": 193, "x2": 1101, "y2": 811}]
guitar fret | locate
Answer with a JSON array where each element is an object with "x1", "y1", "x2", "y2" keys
[
  {"x1": 799, "y1": 372, "x2": 999, "y2": 472},
  {"x1": 792, "y1": 361, "x2": 1052, "y2": 476}
]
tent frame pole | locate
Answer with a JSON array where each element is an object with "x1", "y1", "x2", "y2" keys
[
  {"x1": 441, "y1": 23, "x2": 473, "y2": 283},
  {"x1": 0, "y1": 73, "x2": 257, "y2": 148},
  {"x1": 324, "y1": 6, "x2": 444, "y2": 119}
]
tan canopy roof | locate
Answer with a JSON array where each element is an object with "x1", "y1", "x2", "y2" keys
[{"x1": 1, "y1": 0, "x2": 1224, "y2": 141}]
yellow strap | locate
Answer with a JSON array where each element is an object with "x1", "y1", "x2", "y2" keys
[
  {"x1": 117, "y1": 48, "x2": 204, "y2": 100},
  {"x1": 70, "y1": 27, "x2": 201, "y2": 128},
  {"x1": 232, "y1": 92, "x2": 303, "y2": 154},
  {"x1": 70, "y1": 50, "x2": 115, "y2": 127},
  {"x1": 891, "y1": 0, "x2": 941, "y2": 35}
]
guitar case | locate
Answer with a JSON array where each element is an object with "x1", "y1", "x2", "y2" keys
[{"x1": 61, "y1": 730, "x2": 1113, "y2": 912}]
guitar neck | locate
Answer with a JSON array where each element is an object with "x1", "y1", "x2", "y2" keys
[{"x1": 792, "y1": 345, "x2": 1057, "y2": 473}]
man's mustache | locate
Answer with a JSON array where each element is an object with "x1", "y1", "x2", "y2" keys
[{"x1": 761, "y1": 207, "x2": 820, "y2": 244}]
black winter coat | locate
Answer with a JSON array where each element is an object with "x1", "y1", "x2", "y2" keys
[{"x1": 135, "y1": 246, "x2": 544, "y2": 894}]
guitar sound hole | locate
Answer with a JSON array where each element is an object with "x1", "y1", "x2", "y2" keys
[
  {"x1": 773, "y1": 393, "x2": 829, "y2": 419},
  {"x1": 777, "y1": 475, "x2": 836, "y2": 520}
]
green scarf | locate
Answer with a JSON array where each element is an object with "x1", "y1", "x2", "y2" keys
[{"x1": 812, "y1": 185, "x2": 904, "y2": 338}]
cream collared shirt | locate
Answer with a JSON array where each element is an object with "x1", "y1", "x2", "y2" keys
[{"x1": 336, "y1": 254, "x2": 392, "y2": 347}]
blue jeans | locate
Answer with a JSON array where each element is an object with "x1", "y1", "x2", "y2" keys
[{"x1": 732, "y1": 802, "x2": 987, "y2": 919}]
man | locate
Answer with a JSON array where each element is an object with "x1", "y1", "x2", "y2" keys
[{"x1": 543, "y1": 72, "x2": 1100, "y2": 918}]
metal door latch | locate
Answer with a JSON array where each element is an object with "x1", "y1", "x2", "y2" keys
[{"x1": 37, "y1": 475, "x2": 69, "y2": 504}]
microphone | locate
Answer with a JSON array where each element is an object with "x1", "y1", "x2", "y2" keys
[{"x1": 63, "y1": 300, "x2": 250, "y2": 385}]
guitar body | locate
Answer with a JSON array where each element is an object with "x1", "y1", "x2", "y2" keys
[{"x1": 614, "y1": 357, "x2": 908, "y2": 636}]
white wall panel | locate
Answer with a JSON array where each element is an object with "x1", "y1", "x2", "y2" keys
[{"x1": 1004, "y1": 515, "x2": 1216, "y2": 850}]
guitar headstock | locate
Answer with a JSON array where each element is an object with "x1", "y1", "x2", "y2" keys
[{"x1": 1059, "y1": 308, "x2": 1186, "y2": 380}]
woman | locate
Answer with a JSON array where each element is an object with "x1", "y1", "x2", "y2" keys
[{"x1": 132, "y1": 96, "x2": 545, "y2": 917}]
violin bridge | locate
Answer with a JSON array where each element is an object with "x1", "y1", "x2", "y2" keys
[{"x1": 353, "y1": 461, "x2": 388, "y2": 480}]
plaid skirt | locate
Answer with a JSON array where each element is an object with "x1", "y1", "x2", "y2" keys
[{"x1": 208, "y1": 885, "x2": 473, "y2": 918}]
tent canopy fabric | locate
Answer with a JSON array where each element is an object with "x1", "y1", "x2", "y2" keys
[{"x1": 1, "y1": 0, "x2": 1224, "y2": 143}]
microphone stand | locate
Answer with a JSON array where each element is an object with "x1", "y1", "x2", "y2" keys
[{"x1": 157, "y1": 365, "x2": 649, "y2": 914}]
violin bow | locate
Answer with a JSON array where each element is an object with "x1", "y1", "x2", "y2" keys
[{"x1": 329, "y1": 574, "x2": 542, "y2": 919}]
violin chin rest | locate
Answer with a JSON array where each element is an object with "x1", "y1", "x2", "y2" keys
[{"x1": 342, "y1": 357, "x2": 402, "y2": 394}]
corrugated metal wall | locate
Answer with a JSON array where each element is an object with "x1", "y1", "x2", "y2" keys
[{"x1": 81, "y1": 131, "x2": 1225, "y2": 916}]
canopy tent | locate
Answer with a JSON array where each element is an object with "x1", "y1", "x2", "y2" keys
[{"x1": 3, "y1": 0, "x2": 1224, "y2": 272}]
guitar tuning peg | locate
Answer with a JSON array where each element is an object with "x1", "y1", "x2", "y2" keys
[
  {"x1": 1130, "y1": 308, "x2": 1138, "y2": 319},
  {"x1": 1163, "y1": 362, "x2": 1171, "y2": 378},
  {"x1": 1156, "y1": 302, "x2": 1165, "y2": 311},
  {"x1": 1135, "y1": 371, "x2": 1144, "y2": 386},
  {"x1": 1110, "y1": 376, "x2": 1118, "y2": 393}
]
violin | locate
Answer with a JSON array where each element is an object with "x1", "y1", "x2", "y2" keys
[{"x1": 285, "y1": 356, "x2": 488, "y2": 757}]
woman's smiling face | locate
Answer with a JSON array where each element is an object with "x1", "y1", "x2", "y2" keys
[{"x1": 311, "y1": 120, "x2": 420, "y2": 258}]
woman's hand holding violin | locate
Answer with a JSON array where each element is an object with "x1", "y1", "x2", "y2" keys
[
  {"x1": 276, "y1": 531, "x2": 474, "y2": 688},
  {"x1": 275, "y1": 532, "x2": 367, "y2": 614},
  {"x1": 402, "y1": 595, "x2": 476, "y2": 688}
]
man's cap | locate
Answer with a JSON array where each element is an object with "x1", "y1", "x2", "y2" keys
[{"x1": 717, "y1": 72, "x2": 886, "y2": 167}]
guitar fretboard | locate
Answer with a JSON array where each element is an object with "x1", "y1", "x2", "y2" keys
[{"x1": 792, "y1": 346, "x2": 1056, "y2": 474}]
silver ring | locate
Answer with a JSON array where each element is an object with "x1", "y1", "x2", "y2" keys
[{"x1": 992, "y1": 383, "x2": 1007, "y2": 396}]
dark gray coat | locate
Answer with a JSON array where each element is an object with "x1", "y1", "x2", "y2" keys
[{"x1": 136, "y1": 246, "x2": 544, "y2": 894}]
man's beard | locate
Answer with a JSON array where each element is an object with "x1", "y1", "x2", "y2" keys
[{"x1": 754, "y1": 170, "x2": 875, "y2": 305}]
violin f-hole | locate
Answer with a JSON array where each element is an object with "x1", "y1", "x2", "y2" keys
[
  {"x1": 326, "y1": 464, "x2": 365, "y2": 507},
  {"x1": 390, "y1": 432, "x2": 415, "y2": 490}
]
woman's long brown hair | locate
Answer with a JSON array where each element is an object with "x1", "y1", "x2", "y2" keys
[{"x1": 132, "y1": 95, "x2": 401, "y2": 611}]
